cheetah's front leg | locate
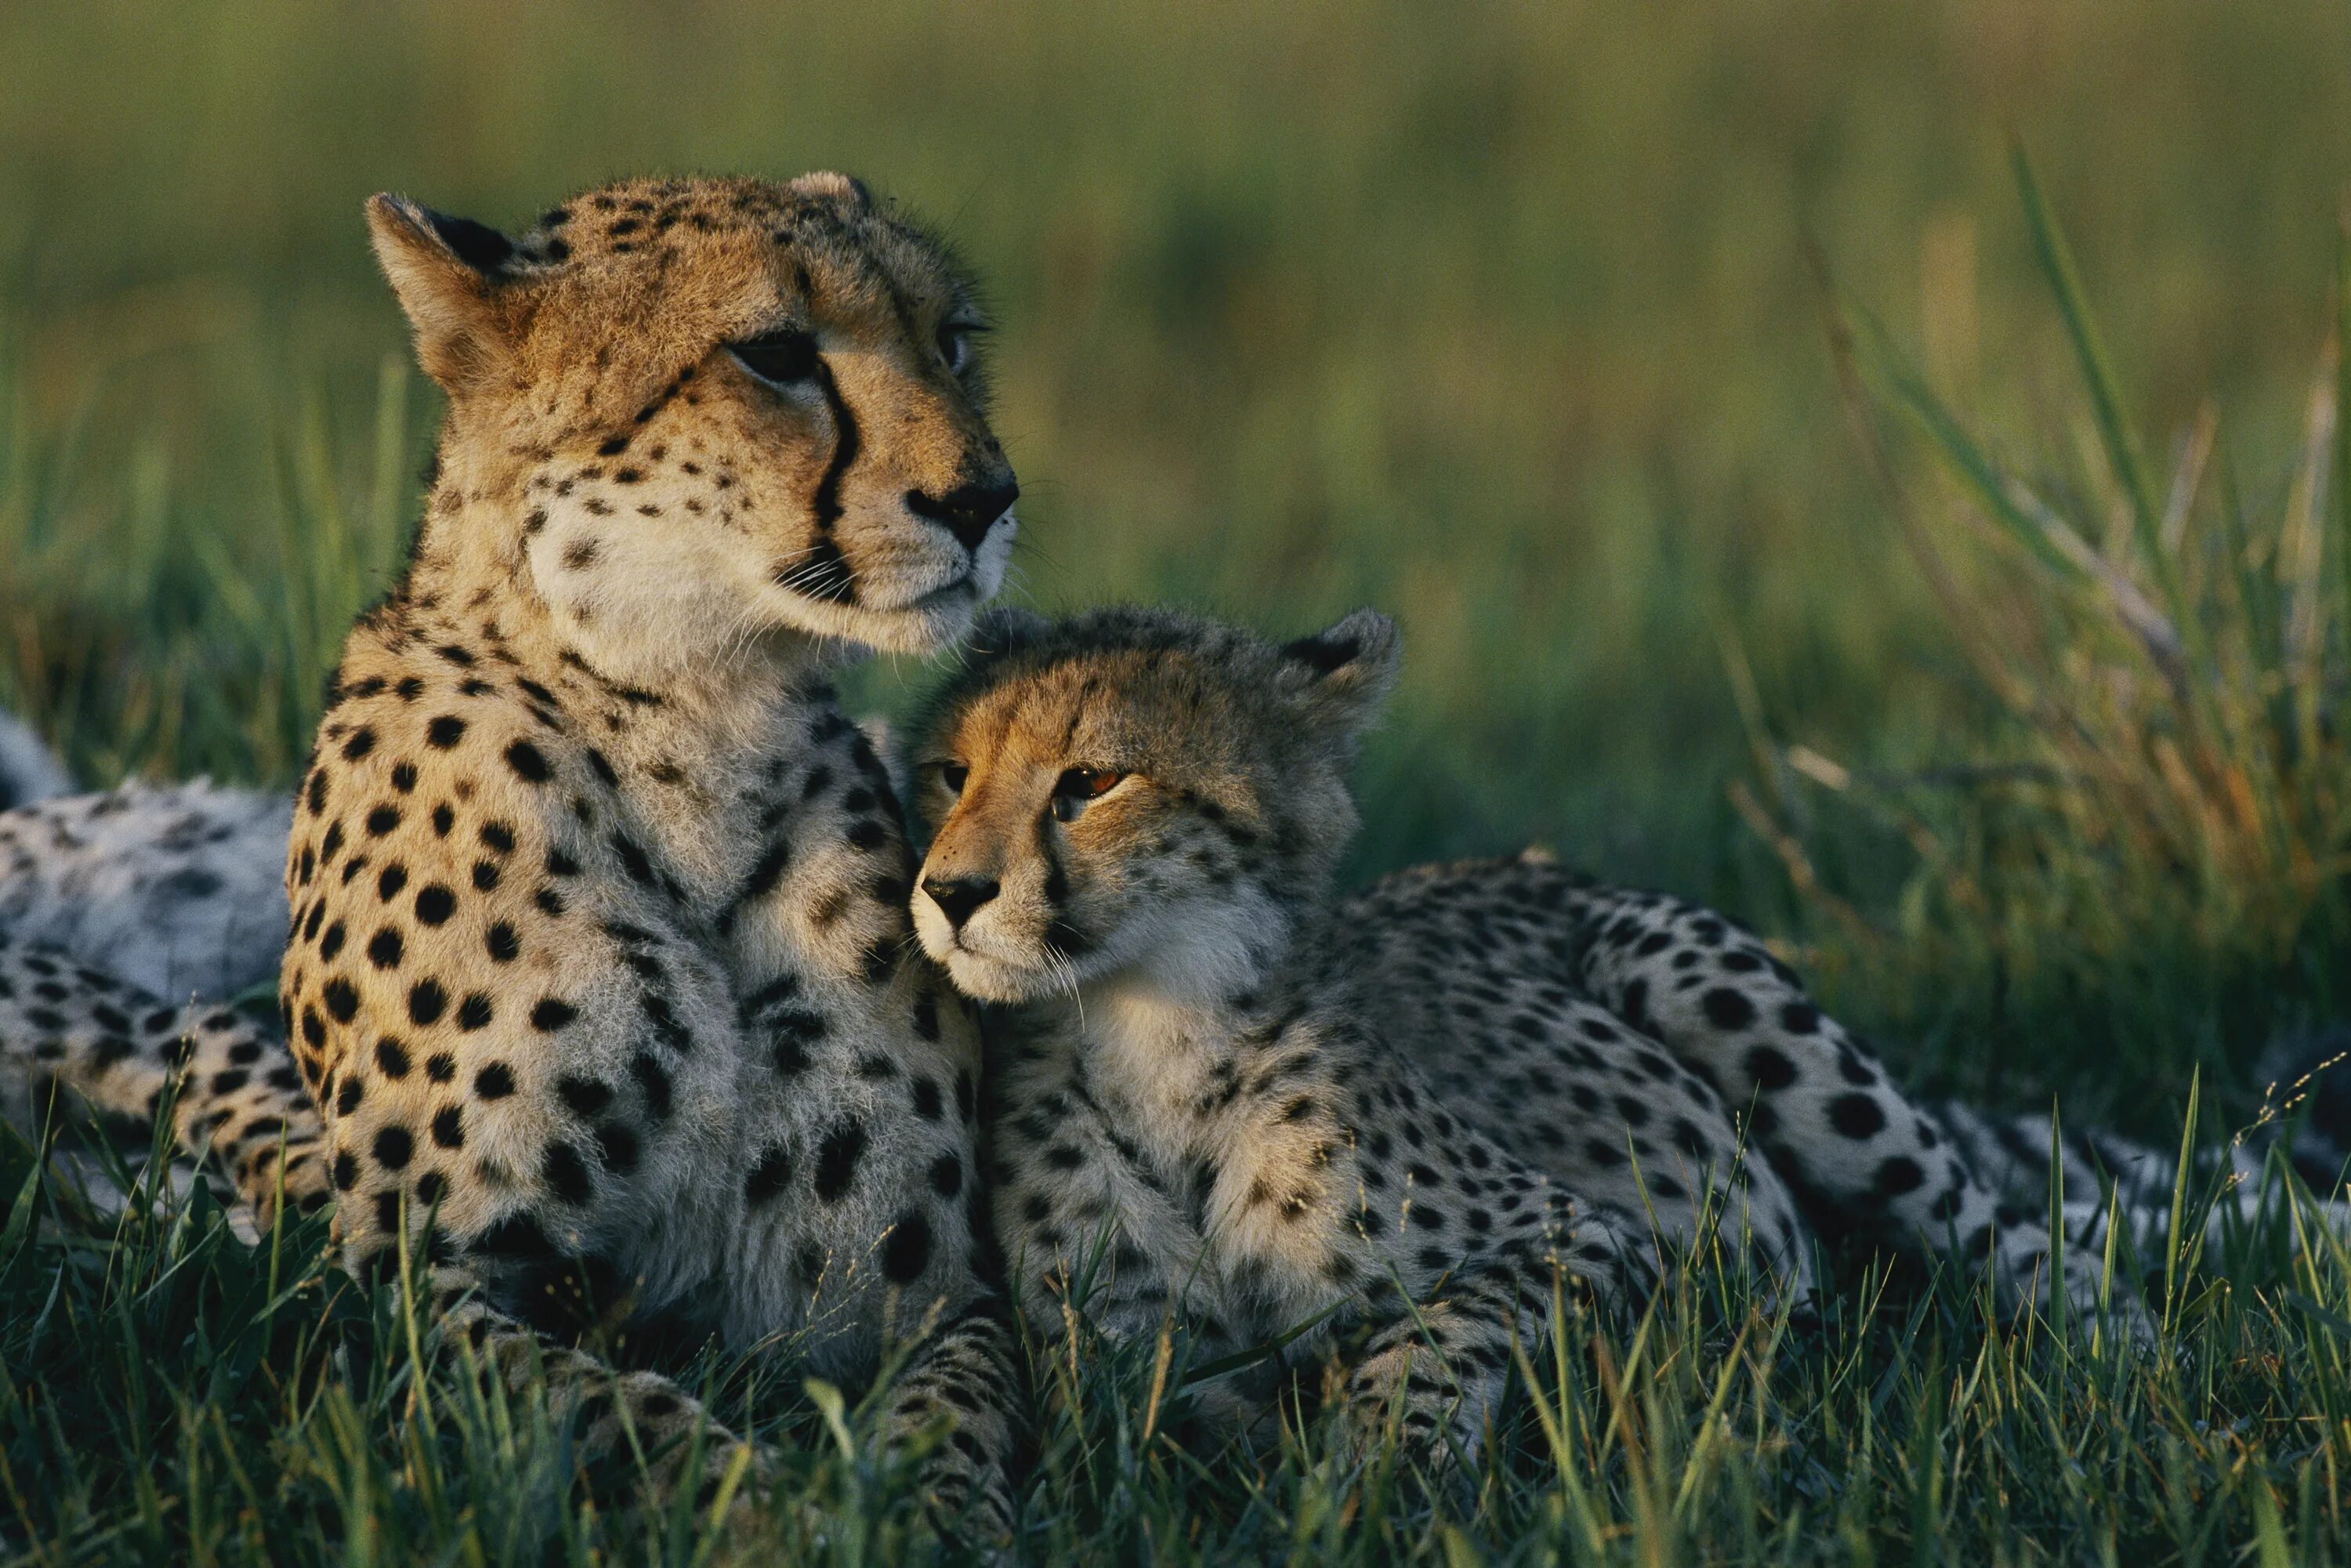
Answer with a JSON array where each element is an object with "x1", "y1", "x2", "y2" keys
[{"x1": 1340, "y1": 1196, "x2": 1645, "y2": 1466}]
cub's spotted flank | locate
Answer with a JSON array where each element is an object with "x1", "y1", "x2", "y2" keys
[{"x1": 3, "y1": 172, "x2": 1024, "y2": 1532}]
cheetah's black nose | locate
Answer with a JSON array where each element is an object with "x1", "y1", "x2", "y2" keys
[
  {"x1": 907, "y1": 480, "x2": 1019, "y2": 553},
  {"x1": 922, "y1": 875, "x2": 1000, "y2": 931}
]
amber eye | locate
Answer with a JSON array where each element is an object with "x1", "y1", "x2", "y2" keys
[
  {"x1": 728, "y1": 328, "x2": 820, "y2": 387},
  {"x1": 938, "y1": 762, "x2": 969, "y2": 797},
  {"x1": 1050, "y1": 767, "x2": 1124, "y2": 822}
]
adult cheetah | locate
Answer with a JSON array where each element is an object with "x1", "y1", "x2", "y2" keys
[{"x1": 1, "y1": 173, "x2": 1025, "y2": 1531}]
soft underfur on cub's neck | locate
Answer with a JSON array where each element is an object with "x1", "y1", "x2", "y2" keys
[{"x1": 1054, "y1": 887, "x2": 1358, "y2": 1141}]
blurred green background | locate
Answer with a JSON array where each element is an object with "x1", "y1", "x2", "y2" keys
[{"x1": 3, "y1": 0, "x2": 2349, "y2": 1107}]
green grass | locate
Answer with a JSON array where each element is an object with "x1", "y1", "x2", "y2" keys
[
  {"x1": 12, "y1": 1099, "x2": 2351, "y2": 1564},
  {"x1": 5, "y1": 0, "x2": 2351, "y2": 1560}
]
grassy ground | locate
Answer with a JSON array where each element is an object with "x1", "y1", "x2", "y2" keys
[{"x1": 4, "y1": 1, "x2": 2351, "y2": 1561}]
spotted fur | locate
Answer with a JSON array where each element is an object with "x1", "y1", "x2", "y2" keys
[
  {"x1": 906, "y1": 606, "x2": 2351, "y2": 1451},
  {"x1": 1, "y1": 173, "x2": 1025, "y2": 1534},
  {"x1": 911, "y1": 607, "x2": 1811, "y2": 1460}
]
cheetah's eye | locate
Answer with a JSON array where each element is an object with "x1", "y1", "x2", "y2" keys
[
  {"x1": 938, "y1": 762, "x2": 969, "y2": 796},
  {"x1": 1050, "y1": 767, "x2": 1124, "y2": 823},
  {"x1": 728, "y1": 329, "x2": 820, "y2": 388},
  {"x1": 936, "y1": 323, "x2": 973, "y2": 375}
]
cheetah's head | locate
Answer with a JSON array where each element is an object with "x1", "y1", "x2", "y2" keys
[
  {"x1": 909, "y1": 605, "x2": 1399, "y2": 1004},
  {"x1": 368, "y1": 172, "x2": 1016, "y2": 661}
]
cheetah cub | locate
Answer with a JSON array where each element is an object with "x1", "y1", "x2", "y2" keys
[
  {"x1": 910, "y1": 606, "x2": 1813, "y2": 1458},
  {"x1": 5, "y1": 174, "x2": 1024, "y2": 1530}
]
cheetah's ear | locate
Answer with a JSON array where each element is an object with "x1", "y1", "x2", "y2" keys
[
  {"x1": 787, "y1": 171, "x2": 874, "y2": 208},
  {"x1": 1275, "y1": 607, "x2": 1400, "y2": 741},
  {"x1": 366, "y1": 194, "x2": 520, "y2": 395}
]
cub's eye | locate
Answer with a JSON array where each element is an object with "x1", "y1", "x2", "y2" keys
[
  {"x1": 936, "y1": 323, "x2": 972, "y2": 375},
  {"x1": 728, "y1": 328, "x2": 820, "y2": 388},
  {"x1": 938, "y1": 762, "x2": 969, "y2": 796},
  {"x1": 1050, "y1": 767, "x2": 1124, "y2": 823}
]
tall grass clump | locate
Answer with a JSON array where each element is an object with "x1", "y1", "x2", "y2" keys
[{"x1": 1743, "y1": 152, "x2": 2351, "y2": 1110}]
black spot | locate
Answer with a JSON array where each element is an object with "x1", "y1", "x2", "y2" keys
[
  {"x1": 1874, "y1": 1156, "x2": 1927, "y2": 1197},
  {"x1": 336, "y1": 1077, "x2": 364, "y2": 1115},
  {"x1": 485, "y1": 923, "x2": 520, "y2": 962},
  {"x1": 473, "y1": 861, "x2": 501, "y2": 892},
  {"x1": 474, "y1": 1063, "x2": 515, "y2": 1099},
  {"x1": 379, "y1": 864, "x2": 409, "y2": 900},
  {"x1": 910, "y1": 1077, "x2": 943, "y2": 1121},
  {"x1": 595, "y1": 1124, "x2": 639, "y2": 1173},
  {"x1": 609, "y1": 832, "x2": 654, "y2": 885},
  {"x1": 342, "y1": 728, "x2": 376, "y2": 762},
  {"x1": 929, "y1": 1155, "x2": 962, "y2": 1197},
  {"x1": 472, "y1": 1212, "x2": 552, "y2": 1258},
  {"x1": 813, "y1": 1121, "x2": 868, "y2": 1201},
  {"x1": 1701, "y1": 987, "x2": 1756, "y2": 1030},
  {"x1": 331, "y1": 1151, "x2": 358, "y2": 1190},
  {"x1": 1780, "y1": 1001, "x2": 1821, "y2": 1034},
  {"x1": 415, "y1": 885, "x2": 456, "y2": 925},
  {"x1": 881, "y1": 1211, "x2": 933, "y2": 1284},
  {"x1": 629, "y1": 1052, "x2": 672, "y2": 1118},
  {"x1": 426, "y1": 1052, "x2": 455, "y2": 1083},
  {"x1": 1744, "y1": 1045, "x2": 1798, "y2": 1091},
  {"x1": 426, "y1": 715, "x2": 466, "y2": 748},
  {"x1": 322, "y1": 977, "x2": 360, "y2": 1023},
  {"x1": 1828, "y1": 1093, "x2": 1887, "y2": 1140},
  {"x1": 408, "y1": 980, "x2": 447, "y2": 1026},
  {"x1": 456, "y1": 994, "x2": 494, "y2": 1031},
  {"x1": 745, "y1": 1146, "x2": 793, "y2": 1203},
  {"x1": 505, "y1": 741, "x2": 551, "y2": 783},
  {"x1": 368, "y1": 929, "x2": 404, "y2": 969},
  {"x1": 531, "y1": 998, "x2": 578, "y2": 1031},
  {"x1": 431, "y1": 1106, "x2": 464, "y2": 1148},
  {"x1": 375, "y1": 1036, "x2": 411, "y2": 1078},
  {"x1": 556, "y1": 1075, "x2": 613, "y2": 1117},
  {"x1": 542, "y1": 1142, "x2": 592, "y2": 1204},
  {"x1": 374, "y1": 1125, "x2": 413, "y2": 1171},
  {"x1": 366, "y1": 805, "x2": 401, "y2": 837}
]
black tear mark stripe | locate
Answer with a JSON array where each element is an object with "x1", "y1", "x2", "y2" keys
[{"x1": 808, "y1": 357, "x2": 861, "y2": 533}]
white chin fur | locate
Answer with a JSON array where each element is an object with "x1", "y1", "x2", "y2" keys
[{"x1": 942, "y1": 949, "x2": 1051, "y2": 1004}]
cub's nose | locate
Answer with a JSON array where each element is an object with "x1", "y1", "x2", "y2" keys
[
  {"x1": 907, "y1": 480, "x2": 1020, "y2": 552},
  {"x1": 922, "y1": 875, "x2": 1001, "y2": 930}
]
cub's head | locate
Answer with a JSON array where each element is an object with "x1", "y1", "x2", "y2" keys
[
  {"x1": 911, "y1": 605, "x2": 1399, "y2": 1003},
  {"x1": 370, "y1": 172, "x2": 1015, "y2": 658}
]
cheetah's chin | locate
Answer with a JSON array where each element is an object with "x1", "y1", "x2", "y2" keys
[{"x1": 936, "y1": 946, "x2": 1065, "y2": 1005}]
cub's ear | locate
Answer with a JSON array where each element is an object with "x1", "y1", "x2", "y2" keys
[
  {"x1": 965, "y1": 605, "x2": 1052, "y2": 664},
  {"x1": 1275, "y1": 607, "x2": 1400, "y2": 740},
  {"x1": 366, "y1": 194, "x2": 521, "y2": 395},
  {"x1": 788, "y1": 170, "x2": 874, "y2": 208}
]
